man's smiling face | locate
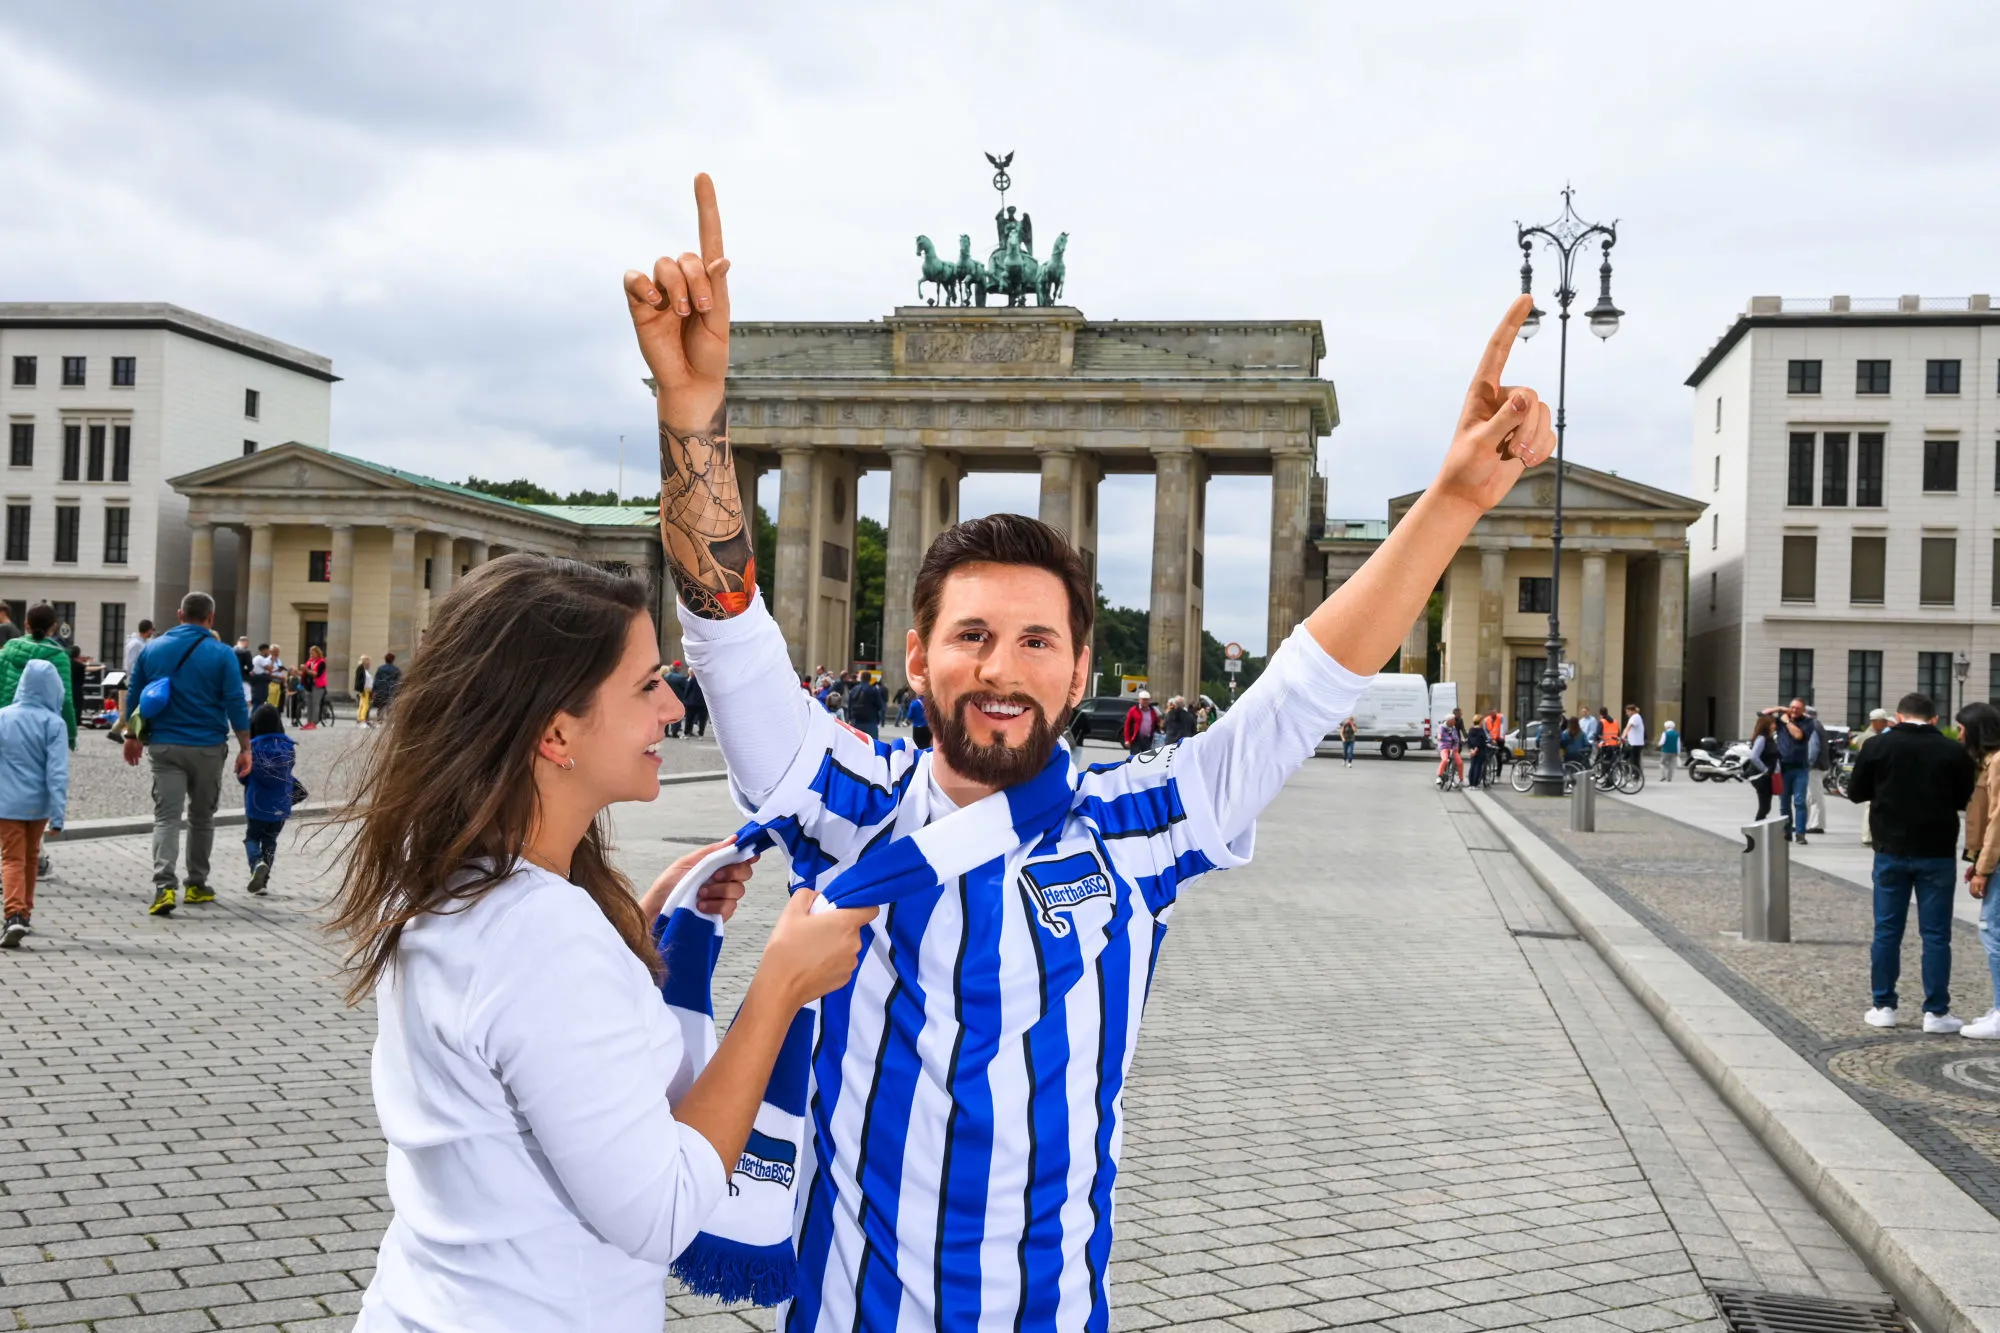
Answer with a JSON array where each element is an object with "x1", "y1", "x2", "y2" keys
[{"x1": 908, "y1": 561, "x2": 1091, "y2": 798}]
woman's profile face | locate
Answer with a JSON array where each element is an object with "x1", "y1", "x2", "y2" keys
[{"x1": 567, "y1": 611, "x2": 684, "y2": 806}]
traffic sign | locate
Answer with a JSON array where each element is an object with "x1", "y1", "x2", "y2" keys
[
  {"x1": 1223, "y1": 659, "x2": 1243, "y2": 674},
  {"x1": 1559, "y1": 661, "x2": 1576, "y2": 682},
  {"x1": 1224, "y1": 641, "x2": 1244, "y2": 661}
]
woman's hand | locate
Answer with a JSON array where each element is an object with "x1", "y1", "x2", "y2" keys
[
  {"x1": 623, "y1": 173, "x2": 730, "y2": 436},
  {"x1": 758, "y1": 889, "x2": 876, "y2": 1009},
  {"x1": 637, "y1": 837, "x2": 757, "y2": 922},
  {"x1": 1972, "y1": 873, "x2": 1989, "y2": 901},
  {"x1": 1430, "y1": 295, "x2": 1558, "y2": 515}
]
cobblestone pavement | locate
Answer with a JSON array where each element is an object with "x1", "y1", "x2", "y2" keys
[
  {"x1": 0, "y1": 761, "x2": 1888, "y2": 1330},
  {"x1": 1498, "y1": 786, "x2": 2000, "y2": 1223}
]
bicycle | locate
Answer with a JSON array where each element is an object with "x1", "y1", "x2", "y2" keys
[
  {"x1": 317, "y1": 694, "x2": 336, "y2": 727},
  {"x1": 1592, "y1": 749, "x2": 1646, "y2": 795}
]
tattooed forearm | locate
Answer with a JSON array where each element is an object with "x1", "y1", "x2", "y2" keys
[{"x1": 659, "y1": 403, "x2": 756, "y2": 619}]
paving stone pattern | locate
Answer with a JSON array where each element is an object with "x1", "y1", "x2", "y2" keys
[
  {"x1": 1497, "y1": 787, "x2": 2000, "y2": 1223},
  {"x1": 0, "y1": 760, "x2": 1874, "y2": 1330}
]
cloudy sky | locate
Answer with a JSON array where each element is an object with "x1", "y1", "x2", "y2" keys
[{"x1": 4, "y1": 3, "x2": 1995, "y2": 651}]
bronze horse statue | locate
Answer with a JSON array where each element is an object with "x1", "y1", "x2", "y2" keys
[
  {"x1": 1036, "y1": 233, "x2": 1068, "y2": 306},
  {"x1": 917, "y1": 234, "x2": 981, "y2": 306}
]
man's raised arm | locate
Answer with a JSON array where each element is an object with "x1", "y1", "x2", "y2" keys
[{"x1": 625, "y1": 174, "x2": 812, "y2": 801}]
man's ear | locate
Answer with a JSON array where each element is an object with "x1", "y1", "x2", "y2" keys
[
  {"x1": 1069, "y1": 642, "x2": 1092, "y2": 709},
  {"x1": 904, "y1": 627, "x2": 928, "y2": 698}
]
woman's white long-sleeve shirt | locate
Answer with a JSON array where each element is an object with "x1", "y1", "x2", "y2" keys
[{"x1": 356, "y1": 864, "x2": 727, "y2": 1333}]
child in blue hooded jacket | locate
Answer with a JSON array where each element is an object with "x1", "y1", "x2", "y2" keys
[
  {"x1": 0, "y1": 659, "x2": 71, "y2": 947},
  {"x1": 239, "y1": 704, "x2": 301, "y2": 896}
]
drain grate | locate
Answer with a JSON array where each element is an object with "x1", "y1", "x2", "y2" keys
[{"x1": 1710, "y1": 1287, "x2": 1911, "y2": 1332}]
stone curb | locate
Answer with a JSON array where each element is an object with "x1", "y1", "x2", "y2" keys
[
  {"x1": 53, "y1": 770, "x2": 731, "y2": 843},
  {"x1": 1469, "y1": 789, "x2": 2000, "y2": 1333}
]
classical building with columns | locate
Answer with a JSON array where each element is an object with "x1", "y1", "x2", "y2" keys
[
  {"x1": 170, "y1": 443, "x2": 664, "y2": 690},
  {"x1": 685, "y1": 306, "x2": 1338, "y2": 699},
  {"x1": 1320, "y1": 460, "x2": 1704, "y2": 729}
]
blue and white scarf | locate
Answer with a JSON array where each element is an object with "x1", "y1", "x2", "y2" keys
[{"x1": 652, "y1": 743, "x2": 1078, "y2": 1306}]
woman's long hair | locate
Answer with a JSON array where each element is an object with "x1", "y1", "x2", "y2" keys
[
  {"x1": 327, "y1": 554, "x2": 661, "y2": 1005},
  {"x1": 1751, "y1": 713, "x2": 1778, "y2": 743},
  {"x1": 1957, "y1": 701, "x2": 2000, "y2": 762}
]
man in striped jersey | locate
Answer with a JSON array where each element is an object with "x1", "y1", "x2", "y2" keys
[{"x1": 624, "y1": 175, "x2": 1558, "y2": 1332}]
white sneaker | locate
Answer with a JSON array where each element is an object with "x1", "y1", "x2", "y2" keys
[
  {"x1": 1864, "y1": 1007, "x2": 1898, "y2": 1028},
  {"x1": 1923, "y1": 1012, "x2": 1966, "y2": 1035},
  {"x1": 1960, "y1": 1010, "x2": 2000, "y2": 1040}
]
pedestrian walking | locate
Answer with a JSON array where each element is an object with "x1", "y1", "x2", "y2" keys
[
  {"x1": 263, "y1": 645, "x2": 286, "y2": 709},
  {"x1": 663, "y1": 661, "x2": 689, "y2": 737},
  {"x1": 124, "y1": 592, "x2": 252, "y2": 917},
  {"x1": 302, "y1": 646, "x2": 328, "y2": 729},
  {"x1": 1340, "y1": 716, "x2": 1357, "y2": 766},
  {"x1": 1774, "y1": 698, "x2": 1818, "y2": 844},
  {"x1": 845, "y1": 672, "x2": 886, "y2": 740},
  {"x1": 1855, "y1": 708, "x2": 1890, "y2": 845},
  {"x1": 1162, "y1": 695, "x2": 1196, "y2": 745},
  {"x1": 890, "y1": 684, "x2": 912, "y2": 726},
  {"x1": 1122, "y1": 690, "x2": 1160, "y2": 756},
  {"x1": 1658, "y1": 720, "x2": 1679, "y2": 781},
  {"x1": 0, "y1": 660, "x2": 69, "y2": 948},
  {"x1": 249, "y1": 642, "x2": 273, "y2": 714},
  {"x1": 111, "y1": 619, "x2": 155, "y2": 741},
  {"x1": 0, "y1": 603, "x2": 79, "y2": 749},
  {"x1": 906, "y1": 692, "x2": 930, "y2": 749},
  {"x1": 1955, "y1": 701, "x2": 2000, "y2": 1040},
  {"x1": 354, "y1": 656, "x2": 374, "y2": 726},
  {"x1": 1621, "y1": 704, "x2": 1646, "y2": 770},
  {"x1": 1465, "y1": 713, "x2": 1490, "y2": 787},
  {"x1": 1847, "y1": 692, "x2": 1977, "y2": 1033},
  {"x1": 370, "y1": 652, "x2": 403, "y2": 720},
  {"x1": 681, "y1": 669, "x2": 708, "y2": 737},
  {"x1": 1746, "y1": 714, "x2": 1779, "y2": 820},
  {"x1": 239, "y1": 704, "x2": 302, "y2": 897}
]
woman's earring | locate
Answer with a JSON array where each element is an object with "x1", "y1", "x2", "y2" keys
[{"x1": 561, "y1": 757, "x2": 576, "y2": 771}]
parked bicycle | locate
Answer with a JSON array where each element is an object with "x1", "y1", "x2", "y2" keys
[
  {"x1": 1509, "y1": 757, "x2": 1592, "y2": 794},
  {"x1": 1593, "y1": 749, "x2": 1647, "y2": 795}
]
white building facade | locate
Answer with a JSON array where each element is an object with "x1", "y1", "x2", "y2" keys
[
  {"x1": 1686, "y1": 295, "x2": 2000, "y2": 740},
  {"x1": 0, "y1": 304, "x2": 335, "y2": 659}
]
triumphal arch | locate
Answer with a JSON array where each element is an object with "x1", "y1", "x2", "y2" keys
[{"x1": 701, "y1": 305, "x2": 1339, "y2": 700}]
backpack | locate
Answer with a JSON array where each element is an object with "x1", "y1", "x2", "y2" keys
[{"x1": 136, "y1": 637, "x2": 205, "y2": 726}]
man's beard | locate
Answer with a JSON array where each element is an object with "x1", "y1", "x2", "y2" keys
[{"x1": 926, "y1": 688, "x2": 1072, "y2": 788}]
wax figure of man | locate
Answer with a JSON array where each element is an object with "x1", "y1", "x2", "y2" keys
[{"x1": 624, "y1": 175, "x2": 1559, "y2": 1333}]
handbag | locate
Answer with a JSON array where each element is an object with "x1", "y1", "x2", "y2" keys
[{"x1": 133, "y1": 637, "x2": 205, "y2": 735}]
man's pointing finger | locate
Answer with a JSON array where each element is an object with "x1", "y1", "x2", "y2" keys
[
  {"x1": 695, "y1": 172, "x2": 725, "y2": 265},
  {"x1": 1471, "y1": 295, "x2": 1533, "y2": 393}
]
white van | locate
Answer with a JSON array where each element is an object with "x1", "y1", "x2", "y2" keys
[
  {"x1": 1318, "y1": 673, "x2": 1431, "y2": 760},
  {"x1": 1429, "y1": 682, "x2": 1459, "y2": 737}
]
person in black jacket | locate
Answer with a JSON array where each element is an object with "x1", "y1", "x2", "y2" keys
[{"x1": 1847, "y1": 692, "x2": 1978, "y2": 1033}]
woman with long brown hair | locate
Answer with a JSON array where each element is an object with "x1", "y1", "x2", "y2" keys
[
  {"x1": 1747, "y1": 712, "x2": 1780, "y2": 821},
  {"x1": 334, "y1": 555, "x2": 872, "y2": 1333}
]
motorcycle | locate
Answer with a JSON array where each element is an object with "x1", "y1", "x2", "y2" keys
[{"x1": 1687, "y1": 737, "x2": 1755, "y2": 782}]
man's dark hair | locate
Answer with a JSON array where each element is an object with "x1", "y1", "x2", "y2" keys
[
  {"x1": 138, "y1": 619, "x2": 155, "y2": 634},
  {"x1": 256, "y1": 643, "x2": 267, "y2": 652},
  {"x1": 384, "y1": 651, "x2": 397, "y2": 663},
  {"x1": 1896, "y1": 692, "x2": 1937, "y2": 720},
  {"x1": 180, "y1": 591, "x2": 215, "y2": 623},
  {"x1": 24, "y1": 603, "x2": 55, "y2": 637},
  {"x1": 912, "y1": 514, "x2": 1093, "y2": 655}
]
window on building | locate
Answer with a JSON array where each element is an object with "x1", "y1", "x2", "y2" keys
[
  {"x1": 1925, "y1": 359, "x2": 1961, "y2": 395},
  {"x1": 1778, "y1": 649, "x2": 1814, "y2": 705},
  {"x1": 1780, "y1": 534, "x2": 1817, "y2": 602},
  {"x1": 1922, "y1": 438, "x2": 1959, "y2": 491},
  {"x1": 1513, "y1": 657, "x2": 1544, "y2": 732},
  {"x1": 1787, "y1": 359, "x2": 1821, "y2": 394},
  {"x1": 1821, "y1": 432, "x2": 1848, "y2": 506},
  {"x1": 1920, "y1": 536, "x2": 1956, "y2": 605},
  {"x1": 1992, "y1": 654, "x2": 2000, "y2": 707},
  {"x1": 1714, "y1": 397, "x2": 1722, "y2": 431},
  {"x1": 1918, "y1": 652, "x2": 1952, "y2": 709},
  {"x1": 1850, "y1": 536, "x2": 1886, "y2": 604},
  {"x1": 98, "y1": 603, "x2": 124, "y2": 664},
  {"x1": 102, "y1": 506, "x2": 129, "y2": 564},
  {"x1": 111, "y1": 357, "x2": 135, "y2": 388},
  {"x1": 1994, "y1": 536, "x2": 2000, "y2": 607},
  {"x1": 61, "y1": 356, "x2": 85, "y2": 387},
  {"x1": 11, "y1": 357, "x2": 35, "y2": 387},
  {"x1": 1995, "y1": 440, "x2": 2000, "y2": 493},
  {"x1": 244, "y1": 388, "x2": 260, "y2": 420},
  {"x1": 3, "y1": 506, "x2": 27, "y2": 561},
  {"x1": 53, "y1": 505, "x2": 79, "y2": 564},
  {"x1": 1856, "y1": 359, "x2": 1891, "y2": 394},
  {"x1": 111, "y1": 425, "x2": 129, "y2": 482},
  {"x1": 423, "y1": 557, "x2": 433, "y2": 591},
  {"x1": 7, "y1": 422, "x2": 30, "y2": 468},
  {"x1": 243, "y1": 439, "x2": 257, "y2": 456},
  {"x1": 1518, "y1": 577, "x2": 1552, "y2": 613},
  {"x1": 86, "y1": 424, "x2": 105, "y2": 482},
  {"x1": 307, "y1": 549, "x2": 332, "y2": 583},
  {"x1": 60, "y1": 424, "x2": 80, "y2": 482},
  {"x1": 1786, "y1": 432, "x2": 1814, "y2": 505},
  {"x1": 1713, "y1": 455, "x2": 1720, "y2": 491},
  {"x1": 1710, "y1": 513, "x2": 1719, "y2": 549},
  {"x1": 1856, "y1": 433, "x2": 1885, "y2": 506},
  {"x1": 1709, "y1": 570, "x2": 1717, "y2": 611},
  {"x1": 1847, "y1": 650, "x2": 1882, "y2": 729}
]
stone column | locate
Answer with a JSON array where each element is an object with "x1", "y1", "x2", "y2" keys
[
  {"x1": 431, "y1": 533, "x2": 457, "y2": 602},
  {"x1": 1476, "y1": 545, "x2": 1506, "y2": 715},
  {"x1": 1654, "y1": 548, "x2": 1687, "y2": 732},
  {"x1": 188, "y1": 523, "x2": 216, "y2": 599},
  {"x1": 1038, "y1": 446, "x2": 1078, "y2": 538},
  {"x1": 1401, "y1": 608, "x2": 1429, "y2": 677},
  {"x1": 774, "y1": 445, "x2": 815, "y2": 672},
  {"x1": 465, "y1": 539, "x2": 490, "y2": 571},
  {"x1": 1579, "y1": 550, "x2": 1608, "y2": 714},
  {"x1": 1147, "y1": 446, "x2": 1195, "y2": 700},
  {"x1": 882, "y1": 445, "x2": 927, "y2": 692},
  {"x1": 387, "y1": 525, "x2": 418, "y2": 661},
  {"x1": 233, "y1": 529, "x2": 251, "y2": 640},
  {"x1": 327, "y1": 524, "x2": 355, "y2": 692},
  {"x1": 246, "y1": 523, "x2": 275, "y2": 646},
  {"x1": 1266, "y1": 446, "x2": 1315, "y2": 654}
]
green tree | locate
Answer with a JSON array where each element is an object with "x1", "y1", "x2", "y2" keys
[
  {"x1": 1091, "y1": 588, "x2": 1147, "y2": 694},
  {"x1": 1200, "y1": 630, "x2": 1264, "y2": 706},
  {"x1": 851, "y1": 516, "x2": 887, "y2": 661},
  {"x1": 461, "y1": 475, "x2": 560, "y2": 505}
]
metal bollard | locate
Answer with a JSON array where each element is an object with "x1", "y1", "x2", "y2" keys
[
  {"x1": 1740, "y1": 816, "x2": 1791, "y2": 942},
  {"x1": 1570, "y1": 775, "x2": 1595, "y2": 832}
]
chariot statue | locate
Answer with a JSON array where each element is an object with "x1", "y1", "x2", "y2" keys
[{"x1": 912, "y1": 152, "x2": 1070, "y2": 307}]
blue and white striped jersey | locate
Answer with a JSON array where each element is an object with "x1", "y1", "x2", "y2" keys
[{"x1": 681, "y1": 598, "x2": 1371, "y2": 1333}]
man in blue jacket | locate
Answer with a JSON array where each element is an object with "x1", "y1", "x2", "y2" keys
[
  {"x1": 123, "y1": 592, "x2": 252, "y2": 917},
  {"x1": 1775, "y1": 697, "x2": 1819, "y2": 845}
]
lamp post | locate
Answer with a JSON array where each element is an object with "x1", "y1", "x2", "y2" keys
[
  {"x1": 1515, "y1": 187, "x2": 1622, "y2": 796},
  {"x1": 1955, "y1": 650, "x2": 1971, "y2": 723}
]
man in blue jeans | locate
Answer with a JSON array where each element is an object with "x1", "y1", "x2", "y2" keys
[
  {"x1": 1774, "y1": 697, "x2": 1818, "y2": 845},
  {"x1": 1847, "y1": 692, "x2": 1977, "y2": 1033}
]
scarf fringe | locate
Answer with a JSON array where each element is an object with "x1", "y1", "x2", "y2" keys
[{"x1": 670, "y1": 1232, "x2": 797, "y2": 1307}]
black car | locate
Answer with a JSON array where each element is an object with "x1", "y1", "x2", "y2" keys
[{"x1": 1068, "y1": 696, "x2": 1135, "y2": 743}]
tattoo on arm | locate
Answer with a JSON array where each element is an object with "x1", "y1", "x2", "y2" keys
[{"x1": 659, "y1": 403, "x2": 756, "y2": 619}]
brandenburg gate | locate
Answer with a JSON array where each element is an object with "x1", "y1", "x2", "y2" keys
[{"x1": 701, "y1": 305, "x2": 1339, "y2": 700}]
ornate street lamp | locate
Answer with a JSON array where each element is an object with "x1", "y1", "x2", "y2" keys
[
  {"x1": 1955, "y1": 650, "x2": 1971, "y2": 722},
  {"x1": 1515, "y1": 187, "x2": 1621, "y2": 796}
]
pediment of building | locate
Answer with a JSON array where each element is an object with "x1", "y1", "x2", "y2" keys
[
  {"x1": 172, "y1": 443, "x2": 412, "y2": 495},
  {"x1": 1391, "y1": 460, "x2": 1705, "y2": 523}
]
